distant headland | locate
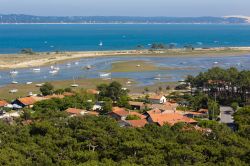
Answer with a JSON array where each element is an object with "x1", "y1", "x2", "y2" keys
[{"x1": 0, "y1": 14, "x2": 249, "y2": 24}]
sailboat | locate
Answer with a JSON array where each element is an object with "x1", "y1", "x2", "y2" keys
[
  {"x1": 26, "y1": 82, "x2": 33, "y2": 85},
  {"x1": 100, "y1": 72, "x2": 111, "y2": 77},
  {"x1": 49, "y1": 63, "x2": 60, "y2": 74},
  {"x1": 154, "y1": 74, "x2": 161, "y2": 80},
  {"x1": 11, "y1": 76, "x2": 18, "y2": 84},
  {"x1": 99, "y1": 41, "x2": 103, "y2": 47},
  {"x1": 33, "y1": 67, "x2": 41, "y2": 72},
  {"x1": 71, "y1": 77, "x2": 79, "y2": 87},
  {"x1": 49, "y1": 69, "x2": 58, "y2": 74},
  {"x1": 11, "y1": 80, "x2": 18, "y2": 84},
  {"x1": 10, "y1": 69, "x2": 18, "y2": 75}
]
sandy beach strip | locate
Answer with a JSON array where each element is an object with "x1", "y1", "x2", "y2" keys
[{"x1": 0, "y1": 47, "x2": 250, "y2": 70}]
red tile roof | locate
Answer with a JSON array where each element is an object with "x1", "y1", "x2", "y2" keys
[
  {"x1": 18, "y1": 97, "x2": 37, "y2": 106},
  {"x1": 149, "y1": 102, "x2": 178, "y2": 111},
  {"x1": 149, "y1": 113, "x2": 197, "y2": 126},
  {"x1": 87, "y1": 89, "x2": 100, "y2": 95},
  {"x1": 0, "y1": 100, "x2": 8, "y2": 107},
  {"x1": 129, "y1": 111, "x2": 147, "y2": 119},
  {"x1": 65, "y1": 108, "x2": 86, "y2": 115},
  {"x1": 129, "y1": 101, "x2": 145, "y2": 107},
  {"x1": 112, "y1": 107, "x2": 129, "y2": 117},
  {"x1": 86, "y1": 111, "x2": 99, "y2": 116},
  {"x1": 147, "y1": 108, "x2": 162, "y2": 116},
  {"x1": 198, "y1": 109, "x2": 209, "y2": 114},
  {"x1": 126, "y1": 119, "x2": 148, "y2": 128},
  {"x1": 148, "y1": 95, "x2": 164, "y2": 100}
]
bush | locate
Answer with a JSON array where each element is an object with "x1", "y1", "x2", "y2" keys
[
  {"x1": 40, "y1": 82, "x2": 54, "y2": 96},
  {"x1": 126, "y1": 114, "x2": 140, "y2": 120},
  {"x1": 231, "y1": 102, "x2": 239, "y2": 111},
  {"x1": 20, "y1": 48, "x2": 35, "y2": 55}
]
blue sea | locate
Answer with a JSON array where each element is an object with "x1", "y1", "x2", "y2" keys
[
  {"x1": 0, "y1": 24, "x2": 250, "y2": 87},
  {"x1": 1, "y1": 24, "x2": 250, "y2": 53}
]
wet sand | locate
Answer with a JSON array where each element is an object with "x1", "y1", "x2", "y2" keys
[{"x1": 0, "y1": 47, "x2": 250, "y2": 70}]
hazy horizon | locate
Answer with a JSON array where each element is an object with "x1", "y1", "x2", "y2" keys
[{"x1": 1, "y1": 0, "x2": 250, "y2": 17}]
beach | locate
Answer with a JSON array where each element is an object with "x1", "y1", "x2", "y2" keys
[{"x1": 1, "y1": 47, "x2": 250, "y2": 70}]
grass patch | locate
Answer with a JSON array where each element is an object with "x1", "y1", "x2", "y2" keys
[
  {"x1": 106, "y1": 60, "x2": 160, "y2": 72},
  {"x1": 0, "y1": 78, "x2": 132, "y2": 101},
  {"x1": 104, "y1": 60, "x2": 195, "y2": 73}
]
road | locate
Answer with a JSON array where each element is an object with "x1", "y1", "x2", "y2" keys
[{"x1": 220, "y1": 106, "x2": 234, "y2": 124}]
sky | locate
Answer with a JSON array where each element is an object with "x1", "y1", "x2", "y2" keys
[{"x1": 1, "y1": 0, "x2": 250, "y2": 17}]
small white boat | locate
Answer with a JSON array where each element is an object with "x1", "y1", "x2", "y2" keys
[
  {"x1": 100, "y1": 73, "x2": 111, "y2": 77},
  {"x1": 71, "y1": 77, "x2": 79, "y2": 87},
  {"x1": 213, "y1": 61, "x2": 219, "y2": 64},
  {"x1": 49, "y1": 70, "x2": 58, "y2": 74},
  {"x1": 11, "y1": 81, "x2": 18, "y2": 84},
  {"x1": 74, "y1": 62, "x2": 79, "y2": 65},
  {"x1": 26, "y1": 82, "x2": 33, "y2": 85},
  {"x1": 126, "y1": 81, "x2": 132, "y2": 84},
  {"x1": 36, "y1": 83, "x2": 44, "y2": 87},
  {"x1": 9, "y1": 89, "x2": 18, "y2": 93},
  {"x1": 99, "y1": 41, "x2": 103, "y2": 46},
  {"x1": 136, "y1": 64, "x2": 141, "y2": 67},
  {"x1": 66, "y1": 63, "x2": 71, "y2": 67},
  {"x1": 33, "y1": 68, "x2": 41, "y2": 72},
  {"x1": 10, "y1": 70, "x2": 18, "y2": 75},
  {"x1": 71, "y1": 84, "x2": 79, "y2": 87},
  {"x1": 54, "y1": 67, "x2": 60, "y2": 70},
  {"x1": 154, "y1": 74, "x2": 161, "y2": 80},
  {"x1": 85, "y1": 65, "x2": 92, "y2": 70}
]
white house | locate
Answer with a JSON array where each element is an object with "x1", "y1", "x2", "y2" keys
[{"x1": 148, "y1": 95, "x2": 167, "y2": 104}]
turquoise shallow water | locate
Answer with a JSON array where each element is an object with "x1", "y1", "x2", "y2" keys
[{"x1": 1, "y1": 24, "x2": 250, "y2": 53}]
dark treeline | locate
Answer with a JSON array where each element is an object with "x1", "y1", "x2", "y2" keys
[
  {"x1": 0, "y1": 81, "x2": 250, "y2": 165},
  {"x1": 186, "y1": 67, "x2": 250, "y2": 106},
  {"x1": 0, "y1": 111, "x2": 250, "y2": 165}
]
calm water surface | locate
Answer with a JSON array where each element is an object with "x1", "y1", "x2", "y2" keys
[
  {"x1": 1, "y1": 24, "x2": 250, "y2": 53},
  {"x1": 0, "y1": 55, "x2": 249, "y2": 87}
]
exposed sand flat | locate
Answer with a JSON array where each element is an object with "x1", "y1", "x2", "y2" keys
[{"x1": 0, "y1": 47, "x2": 250, "y2": 70}]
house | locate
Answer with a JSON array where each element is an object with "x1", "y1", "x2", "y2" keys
[
  {"x1": 92, "y1": 103, "x2": 102, "y2": 111},
  {"x1": 129, "y1": 101, "x2": 145, "y2": 110},
  {"x1": 125, "y1": 119, "x2": 148, "y2": 128},
  {"x1": 86, "y1": 111, "x2": 99, "y2": 116},
  {"x1": 148, "y1": 95, "x2": 167, "y2": 104},
  {"x1": 147, "y1": 110, "x2": 197, "y2": 126},
  {"x1": 109, "y1": 107, "x2": 146, "y2": 121},
  {"x1": 148, "y1": 102, "x2": 178, "y2": 111},
  {"x1": 198, "y1": 109, "x2": 209, "y2": 114},
  {"x1": 129, "y1": 111, "x2": 147, "y2": 119},
  {"x1": 109, "y1": 107, "x2": 128, "y2": 120},
  {"x1": 12, "y1": 97, "x2": 37, "y2": 108},
  {"x1": 0, "y1": 100, "x2": 8, "y2": 107},
  {"x1": 184, "y1": 111, "x2": 206, "y2": 118},
  {"x1": 65, "y1": 108, "x2": 87, "y2": 116}
]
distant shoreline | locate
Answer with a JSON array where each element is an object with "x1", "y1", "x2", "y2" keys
[
  {"x1": 0, "y1": 23, "x2": 249, "y2": 25},
  {"x1": 0, "y1": 47, "x2": 250, "y2": 70}
]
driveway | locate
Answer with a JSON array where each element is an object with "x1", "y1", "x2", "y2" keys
[{"x1": 220, "y1": 106, "x2": 234, "y2": 124}]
